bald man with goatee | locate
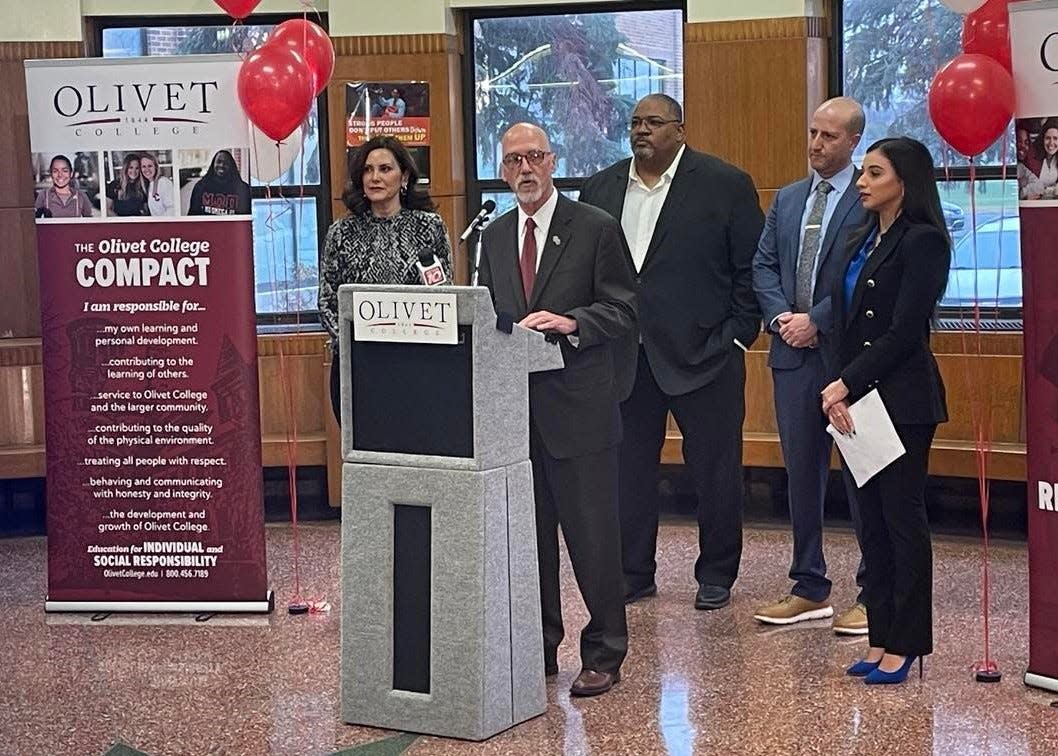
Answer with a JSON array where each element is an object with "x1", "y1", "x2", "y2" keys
[
  {"x1": 477, "y1": 123, "x2": 636, "y2": 697},
  {"x1": 752, "y1": 97, "x2": 870, "y2": 633}
]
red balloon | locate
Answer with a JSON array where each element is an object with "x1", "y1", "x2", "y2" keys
[
  {"x1": 213, "y1": 0, "x2": 262, "y2": 20},
  {"x1": 928, "y1": 53, "x2": 1014, "y2": 157},
  {"x1": 238, "y1": 45, "x2": 315, "y2": 142},
  {"x1": 962, "y1": 0, "x2": 1015, "y2": 72},
  {"x1": 269, "y1": 19, "x2": 335, "y2": 96}
]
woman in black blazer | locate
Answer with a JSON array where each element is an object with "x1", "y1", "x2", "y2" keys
[{"x1": 820, "y1": 137, "x2": 951, "y2": 685}]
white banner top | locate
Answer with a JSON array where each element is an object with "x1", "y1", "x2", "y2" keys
[
  {"x1": 1010, "y1": 0, "x2": 1058, "y2": 118},
  {"x1": 25, "y1": 55, "x2": 248, "y2": 153}
]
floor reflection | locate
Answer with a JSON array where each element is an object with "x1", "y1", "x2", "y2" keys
[
  {"x1": 2, "y1": 522, "x2": 1058, "y2": 755},
  {"x1": 659, "y1": 673, "x2": 694, "y2": 756}
]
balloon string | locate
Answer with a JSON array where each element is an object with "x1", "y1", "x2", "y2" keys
[
  {"x1": 254, "y1": 129, "x2": 314, "y2": 608},
  {"x1": 966, "y1": 156, "x2": 997, "y2": 675}
]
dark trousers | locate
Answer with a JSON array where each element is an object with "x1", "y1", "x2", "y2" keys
[
  {"x1": 329, "y1": 349, "x2": 341, "y2": 425},
  {"x1": 773, "y1": 349, "x2": 866, "y2": 603},
  {"x1": 530, "y1": 422, "x2": 627, "y2": 674},
  {"x1": 843, "y1": 423, "x2": 936, "y2": 656},
  {"x1": 619, "y1": 346, "x2": 745, "y2": 590}
]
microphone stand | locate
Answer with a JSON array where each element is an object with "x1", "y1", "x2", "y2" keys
[{"x1": 468, "y1": 215, "x2": 492, "y2": 286}]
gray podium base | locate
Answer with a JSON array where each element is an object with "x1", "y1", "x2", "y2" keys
[{"x1": 341, "y1": 460, "x2": 547, "y2": 741}]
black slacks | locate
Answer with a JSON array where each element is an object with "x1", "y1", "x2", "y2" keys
[
  {"x1": 329, "y1": 348, "x2": 341, "y2": 425},
  {"x1": 843, "y1": 422, "x2": 936, "y2": 656},
  {"x1": 619, "y1": 346, "x2": 745, "y2": 590},
  {"x1": 530, "y1": 421, "x2": 627, "y2": 675}
]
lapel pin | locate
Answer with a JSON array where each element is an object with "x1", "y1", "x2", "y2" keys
[{"x1": 552, "y1": 235, "x2": 561, "y2": 246}]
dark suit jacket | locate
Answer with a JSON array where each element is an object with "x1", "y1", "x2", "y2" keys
[
  {"x1": 579, "y1": 147, "x2": 764, "y2": 396},
  {"x1": 752, "y1": 170, "x2": 866, "y2": 370},
  {"x1": 825, "y1": 216, "x2": 950, "y2": 425},
  {"x1": 478, "y1": 193, "x2": 637, "y2": 459}
]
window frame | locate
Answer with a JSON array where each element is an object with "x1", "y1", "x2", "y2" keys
[
  {"x1": 461, "y1": 1, "x2": 687, "y2": 220},
  {"x1": 89, "y1": 13, "x2": 333, "y2": 329},
  {"x1": 832, "y1": 1, "x2": 1022, "y2": 323}
]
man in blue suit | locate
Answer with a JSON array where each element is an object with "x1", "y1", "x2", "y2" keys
[{"x1": 751, "y1": 97, "x2": 869, "y2": 633}]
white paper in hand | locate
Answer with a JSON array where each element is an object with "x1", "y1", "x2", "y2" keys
[{"x1": 826, "y1": 389, "x2": 906, "y2": 488}]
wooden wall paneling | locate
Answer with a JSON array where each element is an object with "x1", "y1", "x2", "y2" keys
[
  {"x1": 0, "y1": 59, "x2": 32, "y2": 210},
  {"x1": 683, "y1": 18, "x2": 828, "y2": 192},
  {"x1": 758, "y1": 189, "x2": 777, "y2": 215},
  {"x1": 0, "y1": 340, "x2": 43, "y2": 445},
  {"x1": 935, "y1": 354, "x2": 1023, "y2": 444},
  {"x1": 327, "y1": 35, "x2": 463, "y2": 202},
  {"x1": 0, "y1": 209, "x2": 41, "y2": 338},
  {"x1": 0, "y1": 42, "x2": 86, "y2": 340},
  {"x1": 257, "y1": 334, "x2": 328, "y2": 467}
]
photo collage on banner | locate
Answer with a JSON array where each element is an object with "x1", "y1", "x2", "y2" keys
[
  {"x1": 1010, "y1": 0, "x2": 1058, "y2": 693},
  {"x1": 25, "y1": 55, "x2": 270, "y2": 612}
]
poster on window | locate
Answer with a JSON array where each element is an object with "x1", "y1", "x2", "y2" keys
[
  {"x1": 25, "y1": 55, "x2": 270, "y2": 612},
  {"x1": 346, "y1": 81, "x2": 430, "y2": 183},
  {"x1": 1010, "y1": 0, "x2": 1058, "y2": 693}
]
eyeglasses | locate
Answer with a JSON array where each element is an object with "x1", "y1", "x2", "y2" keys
[
  {"x1": 629, "y1": 116, "x2": 681, "y2": 131},
  {"x1": 501, "y1": 150, "x2": 552, "y2": 167}
]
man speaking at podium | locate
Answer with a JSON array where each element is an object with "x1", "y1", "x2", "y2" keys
[{"x1": 477, "y1": 123, "x2": 637, "y2": 697}]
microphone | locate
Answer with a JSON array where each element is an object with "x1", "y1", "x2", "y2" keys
[
  {"x1": 416, "y1": 251, "x2": 448, "y2": 286},
  {"x1": 459, "y1": 199, "x2": 497, "y2": 243}
]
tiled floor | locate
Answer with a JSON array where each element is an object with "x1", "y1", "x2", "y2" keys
[{"x1": 1, "y1": 521, "x2": 1056, "y2": 755}]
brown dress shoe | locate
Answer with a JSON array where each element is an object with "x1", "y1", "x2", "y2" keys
[{"x1": 569, "y1": 669, "x2": 620, "y2": 697}]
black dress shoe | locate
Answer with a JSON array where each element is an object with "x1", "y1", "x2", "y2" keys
[
  {"x1": 694, "y1": 583, "x2": 731, "y2": 610},
  {"x1": 624, "y1": 581, "x2": 658, "y2": 604},
  {"x1": 569, "y1": 669, "x2": 620, "y2": 697}
]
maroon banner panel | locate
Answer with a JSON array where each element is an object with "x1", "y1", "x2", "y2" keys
[
  {"x1": 38, "y1": 220, "x2": 268, "y2": 605},
  {"x1": 1020, "y1": 206, "x2": 1058, "y2": 681}
]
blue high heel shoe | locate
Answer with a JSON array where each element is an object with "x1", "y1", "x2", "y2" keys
[
  {"x1": 846, "y1": 659, "x2": 881, "y2": 677},
  {"x1": 863, "y1": 655, "x2": 922, "y2": 685}
]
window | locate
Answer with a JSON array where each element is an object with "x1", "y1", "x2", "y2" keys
[
  {"x1": 98, "y1": 18, "x2": 330, "y2": 324},
  {"x1": 465, "y1": 3, "x2": 684, "y2": 223},
  {"x1": 838, "y1": 0, "x2": 1020, "y2": 319}
]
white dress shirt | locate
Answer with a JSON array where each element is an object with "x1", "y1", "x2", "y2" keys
[
  {"x1": 517, "y1": 187, "x2": 560, "y2": 273},
  {"x1": 621, "y1": 144, "x2": 686, "y2": 272}
]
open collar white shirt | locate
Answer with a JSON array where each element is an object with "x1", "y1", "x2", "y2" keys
[
  {"x1": 517, "y1": 186, "x2": 559, "y2": 273},
  {"x1": 621, "y1": 144, "x2": 686, "y2": 272}
]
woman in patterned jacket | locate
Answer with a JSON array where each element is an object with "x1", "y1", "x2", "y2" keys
[{"x1": 318, "y1": 134, "x2": 453, "y2": 422}]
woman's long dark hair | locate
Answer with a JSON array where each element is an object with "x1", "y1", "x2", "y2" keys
[
  {"x1": 342, "y1": 135, "x2": 434, "y2": 215},
  {"x1": 853, "y1": 137, "x2": 950, "y2": 307},
  {"x1": 854, "y1": 137, "x2": 950, "y2": 249}
]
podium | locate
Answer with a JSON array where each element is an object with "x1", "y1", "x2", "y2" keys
[{"x1": 337, "y1": 284, "x2": 562, "y2": 740}]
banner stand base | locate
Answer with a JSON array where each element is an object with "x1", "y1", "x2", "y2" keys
[
  {"x1": 1024, "y1": 671, "x2": 1058, "y2": 694},
  {"x1": 44, "y1": 590, "x2": 275, "y2": 614}
]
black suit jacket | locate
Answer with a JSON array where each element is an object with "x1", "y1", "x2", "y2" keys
[
  {"x1": 579, "y1": 147, "x2": 764, "y2": 396},
  {"x1": 825, "y1": 216, "x2": 950, "y2": 425},
  {"x1": 478, "y1": 193, "x2": 637, "y2": 459}
]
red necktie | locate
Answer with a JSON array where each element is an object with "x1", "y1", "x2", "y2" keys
[{"x1": 520, "y1": 217, "x2": 537, "y2": 302}]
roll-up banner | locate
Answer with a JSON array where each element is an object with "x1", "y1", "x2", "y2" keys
[
  {"x1": 25, "y1": 55, "x2": 271, "y2": 613},
  {"x1": 1010, "y1": 0, "x2": 1058, "y2": 693}
]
